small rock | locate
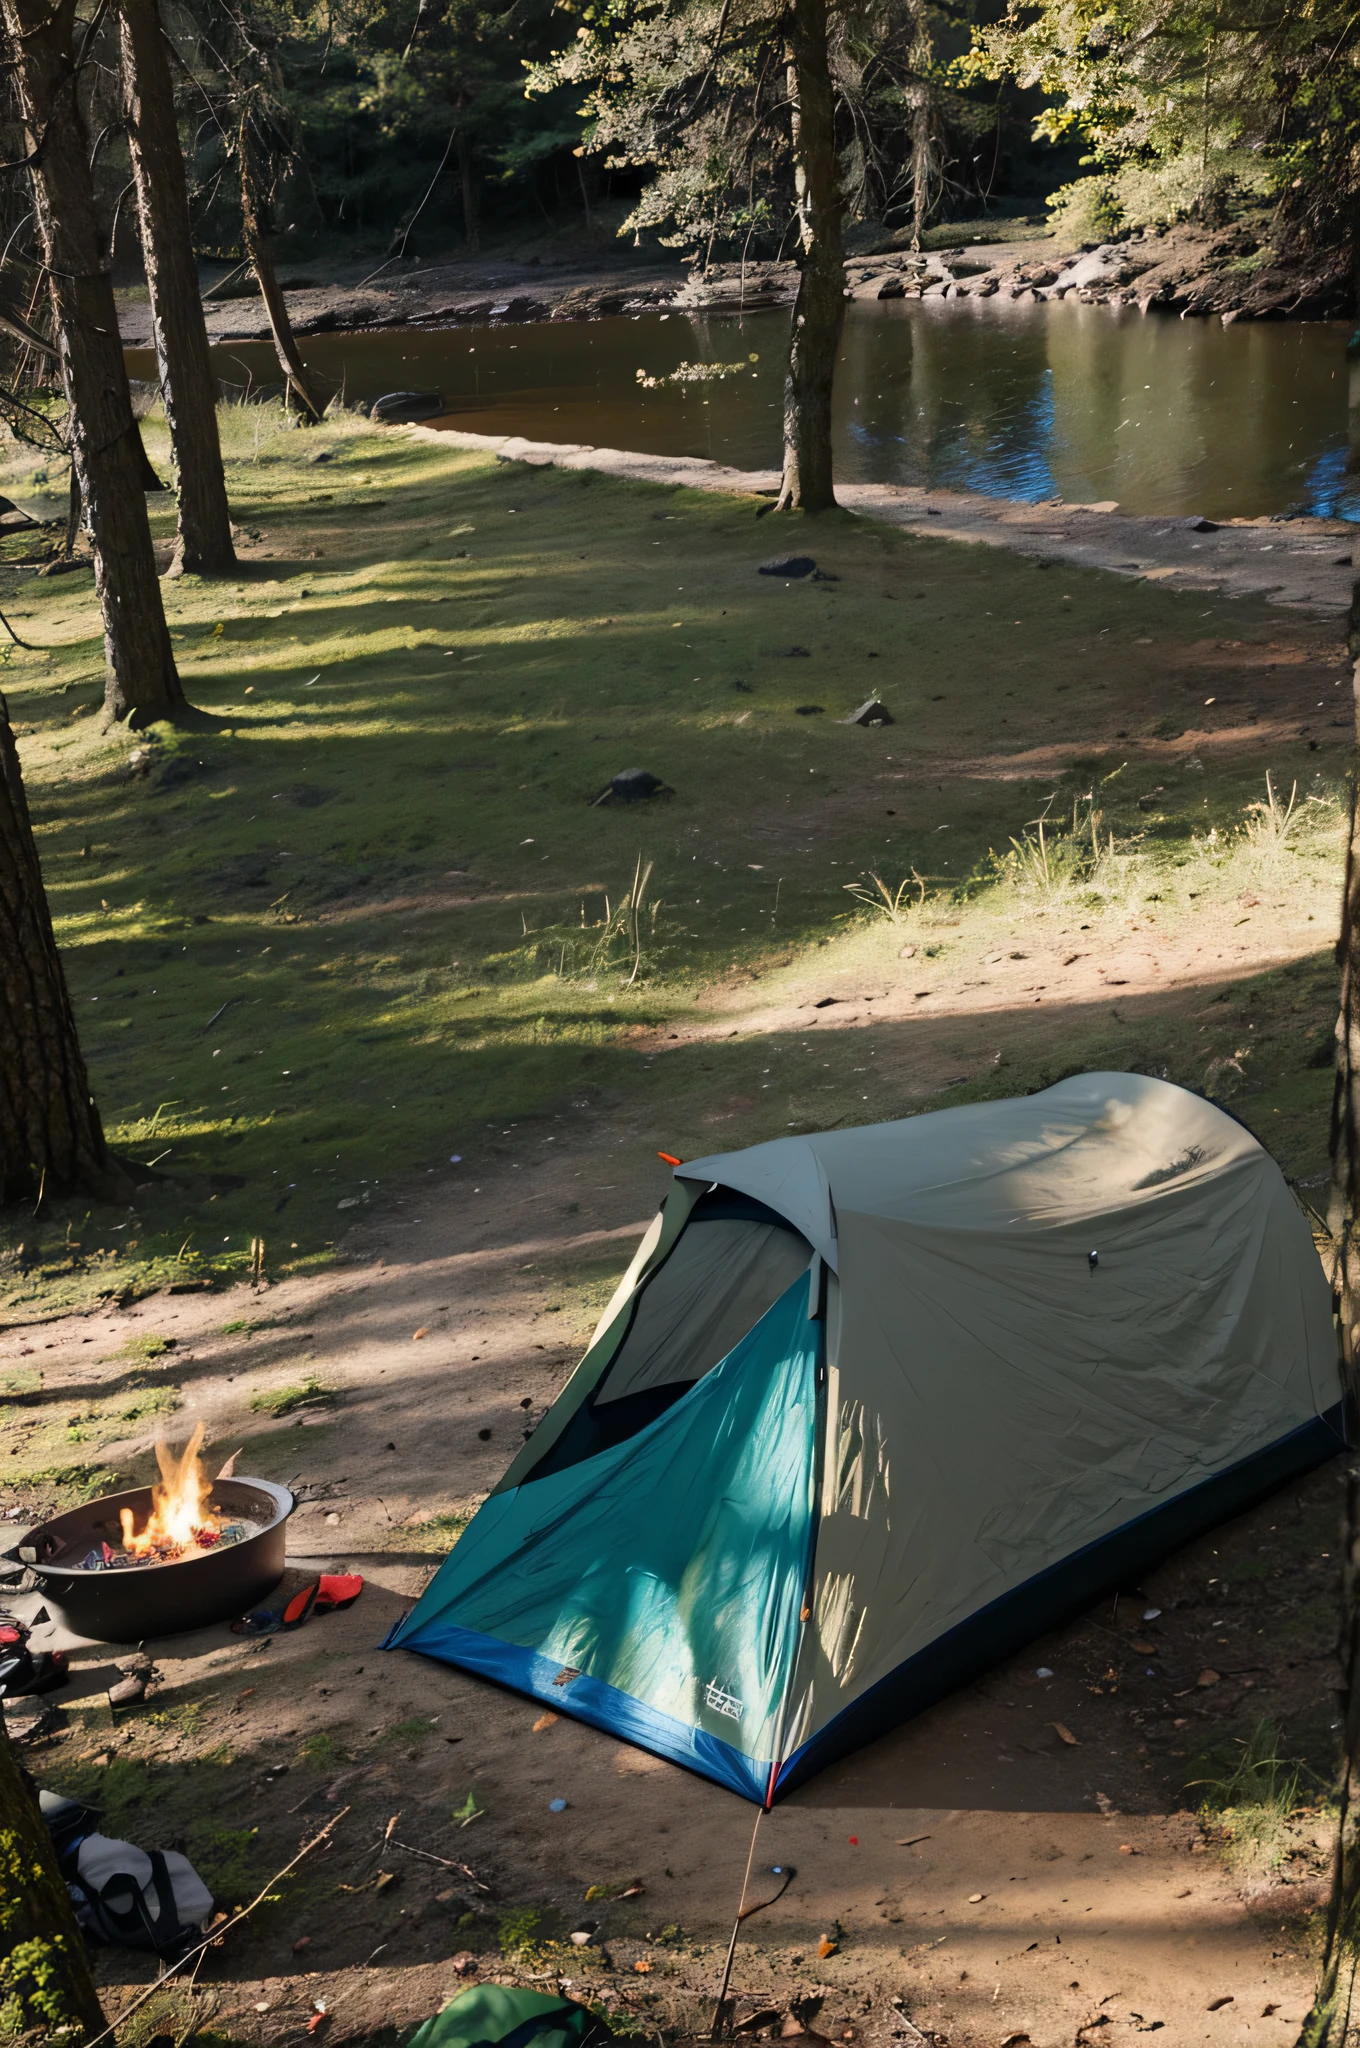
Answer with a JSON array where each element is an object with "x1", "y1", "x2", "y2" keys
[
  {"x1": 107, "y1": 1675, "x2": 146, "y2": 1708},
  {"x1": 840, "y1": 698, "x2": 893, "y2": 726},
  {"x1": 758, "y1": 555, "x2": 817, "y2": 579},
  {"x1": 1196, "y1": 1668, "x2": 1221, "y2": 1688},
  {"x1": 606, "y1": 768, "x2": 664, "y2": 802},
  {"x1": 794, "y1": 705, "x2": 824, "y2": 717},
  {"x1": 370, "y1": 390, "x2": 444, "y2": 423},
  {"x1": 1178, "y1": 516, "x2": 1219, "y2": 532}
]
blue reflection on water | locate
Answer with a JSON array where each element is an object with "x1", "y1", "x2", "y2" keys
[{"x1": 1301, "y1": 444, "x2": 1360, "y2": 522}]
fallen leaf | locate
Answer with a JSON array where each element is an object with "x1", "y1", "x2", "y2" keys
[
  {"x1": 1053, "y1": 1721, "x2": 1079, "y2": 1745},
  {"x1": 374, "y1": 1870, "x2": 396, "y2": 1892},
  {"x1": 532, "y1": 1713, "x2": 558, "y2": 1732},
  {"x1": 1206, "y1": 1996, "x2": 1233, "y2": 2012},
  {"x1": 817, "y1": 1936, "x2": 839, "y2": 1957},
  {"x1": 293, "y1": 1936, "x2": 312, "y2": 1953},
  {"x1": 896, "y1": 1834, "x2": 931, "y2": 1847},
  {"x1": 1197, "y1": 1669, "x2": 1221, "y2": 1688},
  {"x1": 1131, "y1": 1640, "x2": 1157, "y2": 1654},
  {"x1": 307, "y1": 2016, "x2": 329, "y2": 2036},
  {"x1": 412, "y1": 1327, "x2": 428, "y2": 1340},
  {"x1": 1261, "y1": 2006, "x2": 1279, "y2": 2018},
  {"x1": 1119, "y1": 1844, "x2": 1136, "y2": 1855},
  {"x1": 634, "y1": 1959, "x2": 653, "y2": 1974}
]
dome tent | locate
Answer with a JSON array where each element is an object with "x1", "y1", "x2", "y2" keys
[{"x1": 386, "y1": 1073, "x2": 1343, "y2": 1803}]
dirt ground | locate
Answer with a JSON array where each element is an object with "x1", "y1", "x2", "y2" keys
[
  {"x1": 1, "y1": 430, "x2": 1354, "y2": 2048},
  {"x1": 3, "y1": 890, "x2": 1352, "y2": 2048}
]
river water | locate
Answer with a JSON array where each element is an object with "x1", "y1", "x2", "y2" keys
[{"x1": 129, "y1": 295, "x2": 1352, "y2": 523}]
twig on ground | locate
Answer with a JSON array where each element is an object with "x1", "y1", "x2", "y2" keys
[
  {"x1": 390, "y1": 1838, "x2": 491, "y2": 1889},
  {"x1": 81, "y1": 1807, "x2": 350, "y2": 2047}
]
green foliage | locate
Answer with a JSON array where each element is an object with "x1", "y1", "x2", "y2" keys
[
  {"x1": 0, "y1": 1932, "x2": 90, "y2": 2038},
  {"x1": 498, "y1": 1905, "x2": 543, "y2": 1958},
  {"x1": 529, "y1": 0, "x2": 1007, "y2": 256},
  {"x1": 1191, "y1": 1719, "x2": 1317, "y2": 1873},
  {"x1": 117, "y1": 1332, "x2": 174, "y2": 1361},
  {"x1": 184, "y1": 0, "x2": 605, "y2": 258},
  {"x1": 966, "y1": 0, "x2": 1360, "y2": 248},
  {"x1": 249, "y1": 1375, "x2": 334, "y2": 1417}
]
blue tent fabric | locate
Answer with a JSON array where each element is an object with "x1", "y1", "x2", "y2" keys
[{"x1": 388, "y1": 1275, "x2": 820, "y2": 1799}]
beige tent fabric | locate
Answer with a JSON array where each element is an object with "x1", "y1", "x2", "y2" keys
[
  {"x1": 682, "y1": 1074, "x2": 1340, "y2": 1749},
  {"x1": 682, "y1": 1071, "x2": 1288, "y2": 1269},
  {"x1": 596, "y1": 1217, "x2": 812, "y2": 1405}
]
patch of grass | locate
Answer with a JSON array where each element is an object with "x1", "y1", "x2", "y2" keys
[
  {"x1": 118, "y1": 1386, "x2": 182, "y2": 1422},
  {"x1": 184, "y1": 1823, "x2": 265, "y2": 1908},
  {"x1": 498, "y1": 1905, "x2": 544, "y2": 1960},
  {"x1": 0, "y1": 400, "x2": 1348, "y2": 1313},
  {"x1": 1191, "y1": 1719, "x2": 1317, "y2": 1873},
  {"x1": 248, "y1": 1374, "x2": 334, "y2": 1418},
  {"x1": 117, "y1": 1333, "x2": 174, "y2": 1362},
  {"x1": 299, "y1": 1730, "x2": 344, "y2": 1768},
  {"x1": 380, "y1": 1715, "x2": 437, "y2": 1742},
  {"x1": 149, "y1": 1700, "x2": 209, "y2": 1739},
  {"x1": 400, "y1": 1510, "x2": 468, "y2": 1553}
]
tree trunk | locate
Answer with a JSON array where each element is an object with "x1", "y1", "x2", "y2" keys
[
  {"x1": 905, "y1": 0, "x2": 935, "y2": 251},
  {"x1": 1, "y1": 0, "x2": 187, "y2": 729},
  {"x1": 121, "y1": 0, "x2": 237, "y2": 577},
  {"x1": 0, "y1": 702, "x2": 130, "y2": 1205},
  {"x1": 775, "y1": 0, "x2": 845, "y2": 514},
  {"x1": 239, "y1": 120, "x2": 324, "y2": 423},
  {"x1": 0, "y1": 1715, "x2": 105, "y2": 2040},
  {"x1": 456, "y1": 122, "x2": 480, "y2": 252}
]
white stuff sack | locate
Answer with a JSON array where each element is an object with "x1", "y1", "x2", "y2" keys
[{"x1": 70, "y1": 1832, "x2": 213, "y2": 1947}]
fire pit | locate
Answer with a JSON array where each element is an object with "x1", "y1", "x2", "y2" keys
[{"x1": 5, "y1": 1433, "x2": 294, "y2": 1642}]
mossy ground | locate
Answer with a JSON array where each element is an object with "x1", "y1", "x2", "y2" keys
[{"x1": 0, "y1": 399, "x2": 1348, "y2": 1402}]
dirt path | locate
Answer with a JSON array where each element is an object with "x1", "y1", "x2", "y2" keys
[{"x1": 3, "y1": 861, "x2": 1345, "y2": 2046}]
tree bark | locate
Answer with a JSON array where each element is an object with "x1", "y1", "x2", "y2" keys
[
  {"x1": 456, "y1": 120, "x2": 480, "y2": 252},
  {"x1": 239, "y1": 119, "x2": 325, "y2": 423},
  {"x1": 1, "y1": 0, "x2": 187, "y2": 728},
  {"x1": 775, "y1": 0, "x2": 845, "y2": 514},
  {"x1": 0, "y1": 1716, "x2": 104, "y2": 2040},
  {"x1": 121, "y1": 0, "x2": 237, "y2": 577},
  {"x1": 0, "y1": 703, "x2": 130, "y2": 1205}
]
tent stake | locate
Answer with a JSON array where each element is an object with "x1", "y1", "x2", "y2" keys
[{"x1": 710, "y1": 1806, "x2": 765, "y2": 2039}]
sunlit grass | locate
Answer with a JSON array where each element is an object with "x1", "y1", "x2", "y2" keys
[{"x1": 0, "y1": 396, "x2": 1347, "y2": 1337}]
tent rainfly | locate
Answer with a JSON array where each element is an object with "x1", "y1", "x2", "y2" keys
[{"x1": 387, "y1": 1073, "x2": 1343, "y2": 1802}]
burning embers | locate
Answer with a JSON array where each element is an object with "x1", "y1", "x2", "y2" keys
[{"x1": 77, "y1": 1427, "x2": 248, "y2": 1572}]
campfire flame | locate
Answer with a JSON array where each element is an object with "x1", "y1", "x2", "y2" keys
[{"x1": 119, "y1": 1424, "x2": 222, "y2": 1559}]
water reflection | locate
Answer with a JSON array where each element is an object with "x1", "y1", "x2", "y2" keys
[{"x1": 132, "y1": 294, "x2": 1350, "y2": 522}]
